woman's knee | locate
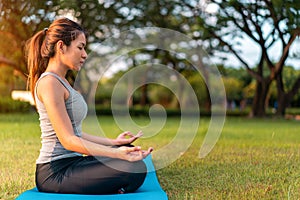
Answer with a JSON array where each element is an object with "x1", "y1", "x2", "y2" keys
[
  {"x1": 106, "y1": 159, "x2": 147, "y2": 174},
  {"x1": 122, "y1": 160, "x2": 147, "y2": 193},
  {"x1": 130, "y1": 160, "x2": 147, "y2": 173}
]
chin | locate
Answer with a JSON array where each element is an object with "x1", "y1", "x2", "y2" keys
[{"x1": 73, "y1": 66, "x2": 81, "y2": 71}]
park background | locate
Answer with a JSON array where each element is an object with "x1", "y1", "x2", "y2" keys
[{"x1": 0, "y1": 0, "x2": 300, "y2": 199}]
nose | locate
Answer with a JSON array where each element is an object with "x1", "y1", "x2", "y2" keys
[{"x1": 82, "y1": 49, "x2": 88, "y2": 59}]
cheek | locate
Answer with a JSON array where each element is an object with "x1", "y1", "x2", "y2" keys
[
  {"x1": 68, "y1": 52, "x2": 77, "y2": 61},
  {"x1": 72, "y1": 51, "x2": 81, "y2": 58}
]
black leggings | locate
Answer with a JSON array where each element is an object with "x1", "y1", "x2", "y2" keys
[{"x1": 35, "y1": 156, "x2": 147, "y2": 194}]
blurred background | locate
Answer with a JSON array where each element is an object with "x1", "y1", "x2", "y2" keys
[{"x1": 0, "y1": 0, "x2": 299, "y2": 118}]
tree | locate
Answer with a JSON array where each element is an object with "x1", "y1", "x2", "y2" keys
[
  {"x1": 0, "y1": 0, "x2": 59, "y2": 89},
  {"x1": 222, "y1": 77, "x2": 243, "y2": 102},
  {"x1": 276, "y1": 65, "x2": 300, "y2": 113},
  {"x1": 182, "y1": 0, "x2": 300, "y2": 117},
  {"x1": 60, "y1": 0, "x2": 212, "y2": 108},
  {"x1": 265, "y1": 1, "x2": 300, "y2": 116}
]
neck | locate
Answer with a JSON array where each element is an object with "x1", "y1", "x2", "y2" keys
[{"x1": 46, "y1": 58, "x2": 68, "y2": 78}]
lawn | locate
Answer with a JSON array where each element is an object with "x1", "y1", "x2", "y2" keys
[{"x1": 0, "y1": 113, "x2": 299, "y2": 200}]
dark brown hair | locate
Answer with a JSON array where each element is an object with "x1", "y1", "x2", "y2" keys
[{"x1": 25, "y1": 18, "x2": 87, "y2": 99}]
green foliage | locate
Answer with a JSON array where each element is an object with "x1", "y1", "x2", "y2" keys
[
  {"x1": 199, "y1": 0, "x2": 300, "y2": 116},
  {"x1": 0, "y1": 97, "x2": 32, "y2": 113},
  {"x1": 187, "y1": 72, "x2": 208, "y2": 108},
  {"x1": 0, "y1": 67, "x2": 26, "y2": 96},
  {"x1": 0, "y1": 68, "x2": 15, "y2": 96},
  {"x1": 283, "y1": 66, "x2": 300, "y2": 92},
  {"x1": 94, "y1": 105, "x2": 194, "y2": 117},
  {"x1": 148, "y1": 84, "x2": 177, "y2": 108},
  {"x1": 58, "y1": 0, "x2": 188, "y2": 43},
  {"x1": 0, "y1": 0, "x2": 59, "y2": 74},
  {"x1": 1, "y1": 0, "x2": 300, "y2": 116},
  {"x1": 222, "y1": 76, "x2": 243, "y2": 101},
  {"x1": 243, "y1": 80, "x2": 256, "y2": 99}
]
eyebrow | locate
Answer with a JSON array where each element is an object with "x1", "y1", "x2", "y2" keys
[{"x1": 79, "y1": 42, "x2": 86, "y2": 47}]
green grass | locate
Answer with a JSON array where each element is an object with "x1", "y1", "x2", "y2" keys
[{"x1": 0, "y1": 114, "x2": 299, "y2": 199}]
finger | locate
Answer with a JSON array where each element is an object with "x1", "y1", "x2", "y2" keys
[
  {"x1": 141, "y1": 147, "x2": 153, "y2": 158},
  {"x1": 129, "y1": 146, "x2": 141, "y2": 152},
  {"x1": 121, "y1": 146, "x2": 139, "y2": 153},
  {"x1": 129, "y1": 149, "x2": 144, "y2": 159},
  {"x1": 142, "y1": 151, "x2": 150, "y2": 158},
  {"x1": 146, "y1": 147, "x2": 153, "y2": 154},
  {"x1": 148, "y1": 147, "x2": 154, "y2": 153},
  {"x1": 129, "y1": 153, "x2": 143, "y2": 162},
  {"x1": 121, "y1": 131, "x2": 129, "y2": 136},
  {"x1": 123, "y1": 131, "x2": 135, "y2": 138},
  {"x1": 127, "y1": 131, "x2": 143, "y2": 143},
  {"x1": 135, "y1": 131, "x2": 143, "y2": 138},
  {"x1": 118, "y1": 146, "x2": 130, "y2": 153}
]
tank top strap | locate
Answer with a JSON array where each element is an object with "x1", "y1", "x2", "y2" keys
[{"x1": 40, "y1": 72, "x2": 72, "y2": 91}]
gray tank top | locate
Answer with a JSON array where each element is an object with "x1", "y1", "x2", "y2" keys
[{"x1": 35, "y1": 72, "x2": 88, "y2": 164}]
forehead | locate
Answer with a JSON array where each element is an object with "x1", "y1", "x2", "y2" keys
[{"x1": 73, "y1": 32, "x2": 86, "y2": 45}]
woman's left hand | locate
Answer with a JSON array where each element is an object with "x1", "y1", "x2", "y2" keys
[{"x1": 114, "y1": 131, "x2": 143, "y2": 146}]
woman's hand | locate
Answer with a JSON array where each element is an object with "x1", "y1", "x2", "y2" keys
[
  {"x1": 117, "y1": 146, "x2": 154, "y2": 162},
  {"x1": 114, "y1": 131, "x2": 143, "y2": 146}
]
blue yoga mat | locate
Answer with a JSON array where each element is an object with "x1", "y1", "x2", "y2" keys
[{"x1": 16, "y1": 155, "x2": 168, "y2": 200}]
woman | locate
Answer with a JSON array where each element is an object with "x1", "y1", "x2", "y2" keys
[{"x1": 25, "y1": 18, "x2": 153, "y2": 194}]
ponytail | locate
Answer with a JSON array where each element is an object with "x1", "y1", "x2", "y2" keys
[{"x1": 25, "y1": 30, "x2": 48, "y2": 100}]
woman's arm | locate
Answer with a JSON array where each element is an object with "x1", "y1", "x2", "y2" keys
[
  {"x1": 81, "y1": 132, "x2": 114, "y2": 146},
  {"x1": 82, "y1": 131, "x2": 143, "y2": 146},
  {"x1": 37, "y1": 76, "x2": 151, "y2": 161}
]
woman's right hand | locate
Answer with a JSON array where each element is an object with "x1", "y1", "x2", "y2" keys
[{"x1": 117, "y1": 146, "x2": 153, "y2": 162}]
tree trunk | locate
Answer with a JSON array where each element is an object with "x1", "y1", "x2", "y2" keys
[
  {"x1": 250, "y1": 79, "x2": 271, "y2": 117},
  {"x1": 276, "y1": 75, "x2": 300, "y2": 117},
  {"x1": 197, "y1": 55, "x2": 211, "y2": 113},
  {"x1": 276, "y1": 93, "x2": 287, "y2": 116},
  {"x1": 86, "y1": 81, "x2": 98, "y2": 106},
  {"x1": 139, "y1": 67, "x2": 150, "y2": 107},
  {"x1": 127, "y1": 75, "x2": 133, "y2": 107},
  {"x1": 204, "y1": 85, "x2": 211, "y2": 113},
  {"x1": 275, "y1": 72, "x2": 286, "y2": 116},
  {"x1": 140, "y1": 84, "x2": 148, "y2": 106}
]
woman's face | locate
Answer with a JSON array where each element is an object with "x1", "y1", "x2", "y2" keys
[{"x1": 61, "y1": 32, "x2": 87, "y2": 71}]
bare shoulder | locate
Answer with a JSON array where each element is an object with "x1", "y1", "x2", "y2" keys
[
  {"x1": 37, "y1": 75, "x2": 64, "y2": 92},
  {"x1": 37, "y1": 75, "x2": 66, "y2": 102}
]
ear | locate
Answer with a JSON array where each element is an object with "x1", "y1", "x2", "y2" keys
[{"x1": 56, "y1": 40, "x2": 66, "y2": 54}]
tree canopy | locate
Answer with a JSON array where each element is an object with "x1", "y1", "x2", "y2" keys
[
  {"x1": 186, "y1": 0, "x2": 300, "y2": 116},
  {"x1": 0, "y1": 0, "x2": 299, "y2": 117}
]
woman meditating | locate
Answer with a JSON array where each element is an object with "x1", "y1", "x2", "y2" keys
[{"x1": 25, "y1": 17, "x2": 153, "y2": 194}]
